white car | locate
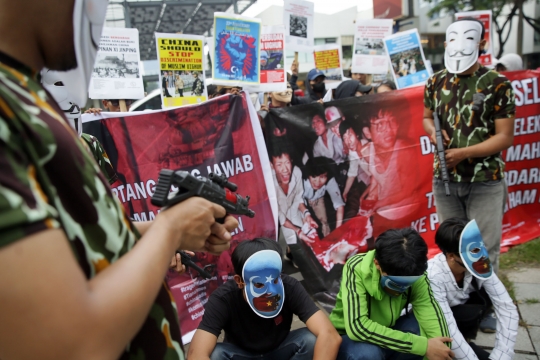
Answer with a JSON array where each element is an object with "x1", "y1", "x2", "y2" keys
[{"x1": 129, "y1": 89, "x2": 162, "y2": 112}]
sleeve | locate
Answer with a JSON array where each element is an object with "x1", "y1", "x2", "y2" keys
[
  {"x1": 80, "y1": 134, "x2": 118, "y2": 185},
  {"x1": 326, "y1": 178, "x2": 345, "y2": 209},
  {"x1": 292, "y1": 169, "x2": 305, "y2": 213},
  {"x1": 197, "y1": 292, "x2": 230, "y2": 337},
  {"x1": 428, "y1": 278, "x2": 479, "y2": 360},
  {"x1": 284, "y1": 275, "x2": 319, "y2": 323},
  {"x1": 289, "y1": 74, "x2": 299, "y2": 90},
  {"x1": 493, "y1": 77, "x2": 516, "y2": 120},
  {"x1": 424, "y1": 75, "x2": 435, "y2": 110},
  {"x1": 0, "y1": 117, "x2": 60, "y2": 247},
  {"x1": 341, "y1": 257, "x2": 429, "y2": 356},
  {"x1": 482, "y1": 275, "x2": 519, "y2": 360}
]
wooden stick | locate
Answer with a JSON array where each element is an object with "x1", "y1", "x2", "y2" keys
[
  {"x1": 294, "y1": 51, "x2": 298, "y2": 63},
  {"x1": 119, "y1": 99, "x2": 128, "y2": 112}
]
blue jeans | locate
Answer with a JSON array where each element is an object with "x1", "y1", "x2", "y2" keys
[
  {"x1": 337, "y1": 312, "x2": 422, "y2": 360},
  {"x1": 210, "y1": 328, "x2": 316, "y2": 360},
  {"x1": 433, "y1": 178, "x2": 507, "y2": 273}
]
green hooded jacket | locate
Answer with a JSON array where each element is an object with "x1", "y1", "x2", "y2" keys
[{"x1": 330, "y1": 251, "x2": 450, "y2": 356}]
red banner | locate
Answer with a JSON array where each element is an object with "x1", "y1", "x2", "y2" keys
[{"x1": 82, "y1": 93, "x2": 277, "y2": 343}]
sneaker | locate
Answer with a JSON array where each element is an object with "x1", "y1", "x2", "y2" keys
[{"x1": 479, "y1": 310, "x2": 497, "y2": 333}]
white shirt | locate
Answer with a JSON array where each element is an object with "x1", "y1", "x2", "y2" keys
[
  {"x1": 427, "y1": 253, "x2": 519, "y2": 360},
  {"x1": 347, "y1": 150, "x2": 371, "y2": 186},
  {"x1": 273, "y1": 166, "x2": 304, "y2": 228},
  {"x1": 313, "y1": 130, "x2": 346, "y2": 164},
  {"x1": 303, "y1": 177, "x2": 345, "y2": 210}
]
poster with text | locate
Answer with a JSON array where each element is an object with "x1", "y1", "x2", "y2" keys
[
  {"x1": 384, "y1": 29, "x2": 431, "y2": 89},
  {"x1": 82, "y1": 92, "x2": 277, "y2": 344},
  {"x1": 455, "y1": 10, "x2": 493, "y2": 67},
  {"x1": 352, "y1": 19, "x2": 393, "y2": 75},
  {"x1": 314, "y1": 44, "x2": 344, "y2": 90},
  {"x1": 213, "y1": 13, "x2": 261, "y2": 87},
  {"x1": 155, "y1": 33, "x2": 207, "y2": 109},
  {"x1": 245, "y1": 25, "x2": 287, "y2": 93},
  {"x1": 89, "y1": 27, "x2": 144, "y2": 100},
  {"x1": 283, "y1": 0, "x2": 315, "y2": 53}
]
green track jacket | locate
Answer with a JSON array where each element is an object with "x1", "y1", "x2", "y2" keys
[{"x1": 330, "y1": 251, "x2": 450, "y2": 356}]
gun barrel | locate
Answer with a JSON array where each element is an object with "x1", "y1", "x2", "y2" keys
[
  {"x1": 178, "y1": 251, "x2": 212, "y2": 279},
  {"x1": 433, "y1": 113, "x2": 451, "y2": 197}
]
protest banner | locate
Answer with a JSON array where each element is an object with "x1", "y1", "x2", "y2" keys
[
  {"x1": 352, "y1": 19, "x2": 393, "y2": 75},
  {"x1": 264, "y1": 70, "x2": 540, "y2": 309},
  {"x1": 455, "y1": 10, "x2": 493, "y2": 67},
  {"x1": 89, "y1": 27, "x2": 144, "y2": 100},
  {"x1": 155, "y1": 33, "x2": 207, "y2": 109},
  {"x1": 384, "y1": 29, "x2": 431, "y2": 89},
  {"x1": 213, "y1": 13, "x2": 261, "y2": 87},
  {"x1": 245, "y1": 25, "x2": 287, "y2": 93},
  {"x1": 82, "y1": 92, "x2": 277, "y2": 344},
  {"x1": 313, "y1": 44, "x2": 344, "y2": 90},
  {"x1": 283, "y1": 0, "x2": 315, "y2": 53}
]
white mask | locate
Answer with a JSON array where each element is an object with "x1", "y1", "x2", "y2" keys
[
  {"x1": 444, "y1": 20, "x2": 483, "y2": 74},
  {"x1": 53, "y1": 0, "x2": 109, "y2": 106}
]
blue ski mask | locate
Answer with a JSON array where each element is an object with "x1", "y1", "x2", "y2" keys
[
  {"x1": 380, "y1": 275, "x2": 421, "y2": 297},
  {"x1": 459, "y1": 220, "x2": 493, "y2": 279},
  {"x1": 242, "y1": 250, "x2": 285, "y2": 318}
]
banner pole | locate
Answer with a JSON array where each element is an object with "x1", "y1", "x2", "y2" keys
[{"x1": 119, "y1": 99, "x2": 128, "y2": 112}]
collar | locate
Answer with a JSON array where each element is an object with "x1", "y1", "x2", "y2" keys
[
  {"x1": 439, "y1": 253, "x2": 473, "y2": 290},
  {"x1": 0, "y1": 50, "x2": 38, "y2": 80}
]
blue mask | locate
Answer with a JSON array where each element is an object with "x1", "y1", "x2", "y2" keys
[
  {"x1": 242, "y1": 250, "x2": 285, "y2": 318},
  {"x1": 380, "y1": 275, "x2": 421, "y2": 297},
  {"x1": 459, "y1": 220, "x2": 493, "y2": 279}
]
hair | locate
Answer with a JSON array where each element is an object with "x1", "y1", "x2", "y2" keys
[
  {"x1": 310, "y1": 113, "x2": 326, "y2": 125},
  {"x1": 270, "y1": 142, "x2": 292, "y2": 161},
  {"x1": 303, "y1": 156, "x2": 333, "y2": 180},
  {"x1": 453, "y1": 17, "x2": 486, "y2": 39},
  {"x1": 435, "y1": 217, "x2": 469, "y2": 255},
  {"x1": 339, "y1": 119, "x2": 357, "y2": 139},
  {"x1": 376, "y1": 80, "x2": 397, "y2": 92},
  {"x1": 207, "y1": 84, "x2": 218, "y2": 98},
  {"x1": 232, "y1": 238, "x2": 282, "y2": 276},
  {"x1": 374, "y1": 228, "x2": 428, "y2": 276}
]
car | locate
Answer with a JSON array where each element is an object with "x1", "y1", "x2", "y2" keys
[{"x1": 129, "y1": 88, "x2": 162, "y2": 112}]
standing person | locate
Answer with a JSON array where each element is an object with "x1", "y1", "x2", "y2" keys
[
  {"x1": 0, "y1": 0, "x2": 237, "y2": 359},
  {"x1": 291, "y1": 68, "x2": 327, "y2": 104},
  {"x1": 162, "y1": 70, "x2": 172, "y2": 97},
  {"x1": 175, "y1": 73, "x2": 184, "y2": 97},
  {"x1": 423, "y1": 17, "x2": 515, "y2": 275},
  {"x1": 192, "y1": 72, "x2": 204, "y2": 96}
]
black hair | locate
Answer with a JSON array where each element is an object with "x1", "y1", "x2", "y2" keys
[
  {"x1": 376, "y1": 80, "x2": 397, "y2": 92},
  {"x1": 435, "y1": 217, "x2": 469, "y2": 255},
  {"x1": 232, "y1": 238, "x2": 282, "y2": 276},
  {"x1": 303, "y1": 156, "x2": 333, "y2": 179},
  {"x1": 374, "y1": 228, "x2": 428, "y2": 276},
  {"x1": 270, "y1": 142, "x2": 292, "y2": 161},
  {"x1": 453, "y1": 17, "x2": 486, "y2": 39},
  {"x1": 339, "y1": 119, "x2": 357, "y2": 139},
  {"x1": 207, "y1": 84, "x2": 218, "y2": 98}
]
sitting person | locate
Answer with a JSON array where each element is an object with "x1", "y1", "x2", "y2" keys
[
  {"x1": 330, "y1": 228, "x2": 454, "y2": 360},
  {"x1": 188, "y1": 238, "x2": 342, "y2": 359},
  {"x1": 428, "y1": 218, "x2": 519, "y2": 360}
]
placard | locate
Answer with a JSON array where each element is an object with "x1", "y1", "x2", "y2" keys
[
  {"x1": 283, "y1": 0, "x2": 315, "y2": 53},
  {"x1": 313, "y1": 44, "x2": 344, "y2": 90},
  {"x1": 352, "y1": 19, "x2": 393, "y2": 75}
]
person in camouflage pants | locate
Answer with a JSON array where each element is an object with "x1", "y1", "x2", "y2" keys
[
  {"x1": 0, "y1": 0, "x2": 237, "y2": 359},
  {"x1": 423, "y1": 18, "x2": 515, "y2": 275}
]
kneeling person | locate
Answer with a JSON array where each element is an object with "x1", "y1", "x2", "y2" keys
[
  {"x1": 428, "y1": 218, "x2": 518, "y2": 359},
  {"x1": 330, "y1": 228, "x2": 454, "y2": 360},
  {"x1": 188, "y1": 238, "x2": 341, "y2": 359}
]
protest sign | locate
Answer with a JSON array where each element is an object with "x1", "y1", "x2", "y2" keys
[
  {"x1": 455, "y1": 10, "x2": 493, "y2": 67},
  {"x1": 155, "y1": 33, "x2": 206, "y2": 109},
  {"x1": 352, "y1": 19, "x2": 393, "y2": 75},
  {"x1": 245, "y1": 25, "x2": 287, "y2": 93},
  {"x1": 82, "y1": 92, "x2": 277, "y2": 344},
  {"x1": 313, "y1": 44, "x2": 344, "y2": 90},
  {"x1": 264, "y1": 70, "x2": 540, "y2": 308},
  {"x1": 384, "y1": 29, "x2": 431, "y2": 89},
  {"x1": 89, "y1": 27, "x2": 144, "y2": 100},
  {"x1": 283, "y1": 0, "x2": 315, "y2": 53},
  {"x1": 213, "y1": 13, "x2": 261, "y2": 87}
]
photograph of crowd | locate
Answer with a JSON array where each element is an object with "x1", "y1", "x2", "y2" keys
[
  {"x1": 289, "y1": 14, "x2": 308, "y2": 38},
  {"x1": 390, "y1": 46, "x2": 427, "y2": 77},
  {"x1": 354, "y1": 38, "x2": 385, "y2": 56},
  {"x1": 92, "y1": 54, "x2": 140, "y2": 78},
  {"x1": 161, "y1": 70, "x2": 204, "y2": 98}
]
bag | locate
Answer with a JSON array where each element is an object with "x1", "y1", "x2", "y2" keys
[{"x1": 450, "y1": 278, "x2": 491, "y2": 340}]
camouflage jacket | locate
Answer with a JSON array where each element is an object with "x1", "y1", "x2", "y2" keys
[
  {"x1": 0, "y1": 53, "x2": 184, "y2": 359},
  {"x1": 80, "y1": 133, "x2": 118, "y2": 185},
  {"x1": 424, "y1": 66, "x2": 515, "y2": 182}
]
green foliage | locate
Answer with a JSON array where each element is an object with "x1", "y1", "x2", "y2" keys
[{"x1": 500, "y1": 237, "x2": 540, "y2": 270}]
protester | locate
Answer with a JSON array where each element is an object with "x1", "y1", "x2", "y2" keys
[
  {"x1": 375, "y1": 80, "x2": 397, "y2": 93},
  {"x1": 349, "y1": 71, "x2": 373, "y2": 86},
  {"x1": 423, "y1": 17, "x2": 515, "y2": 275},
  {"x1": 495, "y1": 53, "x2": 523, "y2": 72},
  {"x1": 291, "y1": 68, "x2": 327, "y2": 104},
  {"x1": 0, "y1": 1, "x2": 237, "y2": 359},
  {"x1": 334, "y1": 80, "x2": 372, "y2": 99},
  {"x1": 330, "y1": 228, "x2": 453, "y2": 360},
  {"x1": 428, "y1": 218, "x2": 518, "y2": 360},
  {"x1": 188, "y1": 238, "x2": 341, "y2": 359},
  {"x1": 207, "y1": 84, "x2": 218, "y2": 99},
  {"x1": 84, "y1": 99, "x2": 134, "y2": 114}
]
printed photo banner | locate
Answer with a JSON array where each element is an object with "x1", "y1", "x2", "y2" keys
[
  {"x1": 155, "y1": 33, "x2": 207, "y2": 108},
  {"x1": 384, "y1": 29, "x2": 431, "y2": 89},
  {"x1": 213, "y1": 12, "x2": 261, "y2": 87},
  {"x1": 82, "y1": 92, "x2": 277, "y2": 344},
  {"x1": 352, "y1": 19, "x2": 393, "y2": 75},
  {"x1": 283, "y1": 0, "x2": 315, "y2": 53},
  {"x1": 89, "y1": 27, "x2": 144, "y2": 100},
  {"x1": 245, "y1": 25, "x2": 287, "y2": 93},
  {"x1": 455, "y1": 10, "x2": 493, "y2": 67},
  {"x1": 313, "y1": 44, "x2": 344, "y2": 90},
  {"x1": 264, "y1": 70, "x2": 540, "y2": 302}
]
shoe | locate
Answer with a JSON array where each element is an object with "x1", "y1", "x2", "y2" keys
[
  {"x1": 479, "y1": 311, "x2": 497, "y2": 333},
  {"x1": 284, "y1": 251, "x2": 298, "y2": 269}
]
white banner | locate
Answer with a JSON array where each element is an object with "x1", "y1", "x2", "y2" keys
[
  {"x1": 283, "y1": 0, "x2": 315, "y2": 53},
  {"x1": 352, "y1": 19, "x2": 393, "y2": 75}
]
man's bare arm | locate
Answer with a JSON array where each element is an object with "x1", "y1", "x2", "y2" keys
[
  {"x1": 305, "y1": 310, "x2": 342, "y2": 360},
  {"x1": 187, "y1": 329, "x2": 219, "y2": 360}
]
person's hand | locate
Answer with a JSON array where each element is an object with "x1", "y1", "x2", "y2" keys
[
  {"x1": 298, "y1": 230, "x2": 316, "y2": 243},
  {"x1": 425, "y1": 337, "x2": 454, "y2": 360},
  {"x1": 304, "y1": 214, "x2": 318, "y2": 229},
  {"x1": 260, "y1": 104, "x2": 269, "y2": 113},
  {"x1": 85, "y1": 108, "x2": 102, "y2": 115},
  {"x1": 317, "y1": 99, "x2": 324, "y2": 104},
  {"x1": 204, "y1": 215, "x2": 238, "y2": 255},
  {"x1": 343, "y1": 190, "x2": 349, "y2": 202},
  {"x1": 430, "y1": 128, "x2": 450, "y2": 146},
  {"x1": 291, "y1": 59, "x2": 299, "y2": 75},
  {"x1": 169, "y1": 250, "x2": 195, "y2": 274},
  {"x1": 444, "y1": 148, "x2": 467, "y2": 168}
]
